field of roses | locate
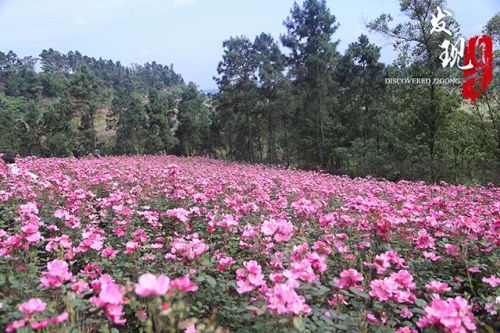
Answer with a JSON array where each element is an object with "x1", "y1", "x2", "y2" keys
[{"x1": 0, "y1": 155, "x2": 498, "y2": 333}]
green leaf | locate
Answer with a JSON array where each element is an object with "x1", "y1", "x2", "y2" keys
[
  {"x1": 8, "y1": 275, "x2": 19, "y2": 288},
  {"x1": 415, "y1": 299, "x2": 427, "y2": 308},
  {"x1": 293, "y1": 317, "x2": 305, "y2": 331},
  {"x1": 349, "y1": 287, "x2": 370, "y2": 299},
  {"x1": 205, "y1": 275, "x2": 217, "y2": 288}
]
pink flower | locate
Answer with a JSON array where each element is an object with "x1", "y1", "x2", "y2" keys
[
  {"x1": 367, "y1": 250, "x2": 406, "y2": 274},
  {"x1": 135, "y1": 273, "x2": 170, "y2": 297},
  {"x1": 444, "y1": 244, "x2": 460, "y2": 257},
  {"x1": 166, "y1": 233, "x2": 209, "y2": 261},
  {"x1": 19, "y1": 298, "x2": 46, "y2": 314},
  {"x1": 274, "y1": 219, "x2": 295, "y2": 242},
  {"x1": 422, "y1": 251, "x2": 441, "y2": 261},
  {"x1": 290, "y1": 259, "x2": 317, "y2": 282},
  {"x1": 415, "y1": 229, "x2": 435, "y2": 249},
  {"x1": 71, "y1": 279, "x2": 90, "y2": 294},
  {"x1": 165, "y1": 208, "x2": 190, "y2": 222},
  {"x1": 482, "y1": 275, "x2": 500, "y2": 288},
  {"x1": 426, "y1": 281, "x2": 451, "y2": 293},
  {"x1": 370, "y1": 278, "x2": 397, "y2": 302},
  {"x1": 366, "y1": 312, "x2": 378, "y2": 324},
  {"x1": 31, "y1": 319, "x2": 49, "y2": 330},
  {"x1": 99, "y1": 282, "x2": 123, "y2": 305},
  {"x1": 217, "y1": 256, "x2": 236, "y2": 271},
  {"x1": 265, "y1": 281, "x2": 311, "y2": 315},
  {"x1": 104, "y1": 304, "x2": 126, "y2": 325},
  {"x1": 369, "y1": 270, "x2": 416, "y2": 304},
  {"x1": 102, "y1": 247, "x2": 118, "y2": 257},
  {"x1": 391, "y1": 270, "x2": 416, "y2": 289},
  {"x1": 236, "y1": 260, "x2": 266, "y2": 294},
  {"x1": 337, "y1": 269, "x2": 364, "y2": 290},
  {"x1": 417, "y1": 296, "x2": 476, "y2": 333},
  {"x1": 328, "y1": 293, "x2": 347, "y2": 306},
  {"x1": 90, "y1": 278, "x2": 126, "y2": 325},
  {"x1": 50, "y1": 312, "x2": 69, "y2": 324},
  {"x1": 171, "y1": 275, "x2": 198, "y2": 292},
  {"x1": 6, "y1": 318, "x2": 28, "y2": 333},
  {"x1": 217, "y1": 214, "x2": 238, "y2": 228},
  {"x1": 261, "y1": 219, "x2": 277, "y2": 236},
  {"x1": 19, "y1": 202, "x2": 38, "y2": 217},
  {"x1": 400, "y1": 307, "x2": 413, "y2": 319},
  {"x1": 395, "y1": 327, "x2": 417, "y2": 333},
  {"x1": 41, "y1": 260, "x2": 73, "y2": 287}
]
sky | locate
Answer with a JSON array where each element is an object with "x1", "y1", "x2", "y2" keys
[{"x1": 0, "y1": 0, "x2": 498, "y2": 90}]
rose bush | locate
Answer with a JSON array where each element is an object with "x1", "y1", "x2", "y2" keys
[{"x1": 0, "y1": 155, "x2": 498, "y2": 332}]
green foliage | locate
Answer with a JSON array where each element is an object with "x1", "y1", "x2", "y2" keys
[{"x1": 0, "y1": 3, "x2": 498, "y2": 185}]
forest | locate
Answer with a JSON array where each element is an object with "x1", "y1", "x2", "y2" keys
[{"x1": 0, "y1": 0, "x2": 499, "y2": 185}]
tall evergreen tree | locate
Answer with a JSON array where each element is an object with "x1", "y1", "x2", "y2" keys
[
  {"x1": 368, "y1": 0, "x2": 461, "y2": 180},
  {"x1": 115, "y1": 95, "x2": 148, "y2": 154},
  {"x1": 281, "y1": 0, "x2": 340, "y2": 168},
  {"x1": 253, "y1": 33, "x2": 288, "y2": 163},
  {"x1": 215, "y1": 36, "x2": 259, "y2": 161},
  {"x1": 70, "y1": 65, "x2": 103, "y2": 153}
]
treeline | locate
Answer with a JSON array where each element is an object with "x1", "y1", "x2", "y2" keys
[
  {"x1": 0, "y1": 49, "x2": 210, "y2": 157},
  {"x1": 212, "y1": 0, "x2": 500, "y2": 184},
  {"x1": 0, "y1": 0, "x2": 499, "y2": 185}
]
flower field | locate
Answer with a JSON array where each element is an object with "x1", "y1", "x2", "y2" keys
[{"x1": 0, "y1": 155, "x2": 498, "y2": 332}]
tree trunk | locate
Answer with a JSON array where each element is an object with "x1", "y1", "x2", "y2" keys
[
  {"x1": 268, "y1": 106, "x2": 275, "y2": 163},
  {"x1": 246, "y1": 108, "x2": 253, "y2": 162}
]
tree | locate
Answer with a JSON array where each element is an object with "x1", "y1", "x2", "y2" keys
[
  {"x1": 253, "y1": 33, "x2": 288, "y2": 163},
  {"x1": 281, "y1": 0, "x2": 340, "y2": 168},
  {"x1": 70, "y1": 65, "x2": 103, "y2": 153},
  {"x1": 333, "y1": 34, "x2": 386, "y2": 175},
  {"x1": 368, "y1": 0, "x2": 461, "y2": 181},
  {"x1": 176, "y1": 82, "x2": 211, "y2": 156},
  {"x1": 144, "y1": 89, "x2": 178, "y2": 154},
  {"x1": 115, "y1": 95, "x2": 148, "y2": 154},
  {"x1": 3, "y1": 54, "x2": 42, "y2": 99},
  {"x1": 41, "y1": 94, "x2": 75, "y2": 156},
  {"x1": 215, "y1": 36, "x2": 259, "y2": 162}
]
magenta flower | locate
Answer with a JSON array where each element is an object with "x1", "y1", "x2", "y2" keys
[
  {"x1": 422, "y1": 251, "x2": 442, "y2": 261},
  {"x1": 135, "y1": 273, "x2": 171, "y2": 297},
  {"x1": 165, "y1": 208, "x2": 191, "y2": 222},
  {"x1": 369, "y1": 270, "x2": 416, "y2": 304},
  {"x1": 425, "y1": 281, "x2": 451, "y2": 293},
  {"x1": 265, "y1": 281, "x2": 311, "y2": 315},
  {"x1": 41, "y1": 259, "x2": 73, "y2": 287},
  {"x1": 417, "y1": 296, "x2": 476, "y2": 332},
  {"x1": 482, "y1": 275, "x2": 500, "y2": 288},
  {"x1": 217, "y1": 256, "x2": 236, "y2": 271},
  {"x1": 337, "y1": 268, "x2": 364, "y2": 290},
  {"x1": 415, "y1": 229, "x2": 435, "y2": 249},
  {"x1": 171, "y1": 275, "x2": 198, "y2": 292},
  {"x1": 236, "y1": 260, "x2": 266, "y2": 294},
  {"x1": 166, "y1": 233, "x2": 209, "y2": 261},
  {"x1": 90, "y1": 278, "x2": 126, "y2": 325},
  {"x1": 6, "y1": 318, "x2": 29, "y2": 332},
  {"x1": 18, "y1": 298, "x2": 46, "y2": 314},
  {"x1": 99, "y1": 283, "x2": 123, "y2": 305}
]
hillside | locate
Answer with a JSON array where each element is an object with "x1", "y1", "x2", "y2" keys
[{"x1": 0, "y1": 155, "x2": 498, "y2": 332}]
